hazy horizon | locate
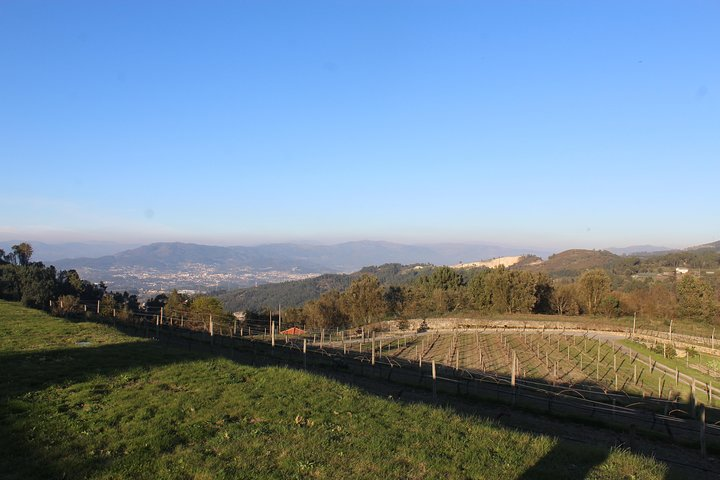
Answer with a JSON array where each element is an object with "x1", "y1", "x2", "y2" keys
[{"x1": 0, "y1": 232, "x2": 690, "y2": 253}]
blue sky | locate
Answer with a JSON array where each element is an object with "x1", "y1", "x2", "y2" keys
[{"x1": 1, "y1": 1, "x2": 718, "y2": 250}]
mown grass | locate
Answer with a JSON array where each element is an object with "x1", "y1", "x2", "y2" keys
[{"x1": 0, "y1": 300, "x2": 672, "y2": 479}]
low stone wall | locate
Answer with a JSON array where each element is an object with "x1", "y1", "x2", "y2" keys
[{"x1": 375, "y1": 317, "x2": 628, "y2": 335}]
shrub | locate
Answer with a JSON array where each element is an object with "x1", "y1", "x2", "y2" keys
[{"x1": 52, "y1": 295, "x2": 82, "y2": 317}]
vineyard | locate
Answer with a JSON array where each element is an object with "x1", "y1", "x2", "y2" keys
[{"x1": 333, "y1": 331, "x2": 720, "y2": 408}]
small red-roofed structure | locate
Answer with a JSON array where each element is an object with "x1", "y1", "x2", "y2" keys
[{"x1": 280, "y1": 326, "x2": 306, "y2": 335}]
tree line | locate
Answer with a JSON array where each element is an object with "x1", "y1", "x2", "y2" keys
[
  {"x1": 0, "y1": 242, "x2": 233, "y2": 327},
  {"x1": 280, "y1": 265, "x2": 720, "y2": 329}
]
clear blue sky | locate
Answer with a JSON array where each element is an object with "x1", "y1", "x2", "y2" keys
[{"x1": 1, "y1": 1, "x2": 718, "y2": 250}]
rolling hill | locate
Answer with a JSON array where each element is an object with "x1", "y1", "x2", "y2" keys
[
  {"x1": 49, "y1": 240, "x2": 548, "y2": 292},
  {"x1": 219, "y1": 263, "x2": 432, "y2": 312}
]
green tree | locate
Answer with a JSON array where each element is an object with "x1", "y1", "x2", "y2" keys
[
  {"x1": 551, "y1": 283, "x2": 579, "y2": 315},
  {"x1": 577, "y1": 269, "x2": 612, "y2": 314},
  {"x1": 18, "y1": 263, "x2": 57, "y2": 308},
  {"x1": 676, "y1": 275, "x2": 717, "y2": 322},
  {"x1": 342, "y1": 274, "x2": 386, "y2": 325},
  {"x1": 384, "y1": 286, "x2": 405, "y2": 317},
  {"x1": 99, "y1": 294, "x2": 117, "y2": 317},
  {"x1": 165, "y1": 289, "x2": 189, "y2": 320},
  {"x1": 304, "y1": 290, "x2": 348, "y2": 329},
  {"x1": 53, "y1": 295, "x2": 82, "y2": 317},
  {"x1": 467, "y1": 270, "x2": 491, "y2": 310},
  {"x1": 532, "y1": 273, "x2": 554, "y2": 314},
  {"x1": 190, "y1": 295, "x2": 225, "y2": 319},
  {"x1": 507, "y1": 271, "x2": 538, "y2": 313},
  {"x1": 0, "y1": 264, "x2": 20, "y2": 300},
  {"x1": 12, "y1": 242, "x2": 34, "y2": 266},
  {"x1": 418, "y1": 266, "x2": 464, "y2": 291}
]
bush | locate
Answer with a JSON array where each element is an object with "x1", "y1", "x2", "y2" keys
[
  {"x1": 396, "y1": 319, "x2": 410, "y2": 331},
  {"x1": 651, "y1": 343, "x2": 676, "y2": 359},
  {"x1": 52, "y1": 295, "x2": 82, "y2": 317}
]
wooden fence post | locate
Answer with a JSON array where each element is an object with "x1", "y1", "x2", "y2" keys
[
  {"x1": 710, "y1": 382, "x2": 713, "y2": 405},
  {"x1": 209, "y1": 314, "x2": 214, "y2": 344},
  {"x1": 690, "y1": 380, "x2": 697, "y2": 417},
  {"x1": 97, "y1": 300, "x2": 100, "y2": 314},
  {"x1": 432, "y1": 360, "x2": 437, "y2": 399},
  {"x1": 303, "y1": 338, "x2": 307, "y2": 369},
  {"x1": 511, "y1": 351, "x2": 516, "y2": 387},
  {"x1": 271, "y1": 321, "x2": 275, "y2": 347},
  {"x1": 713, "y1": 328, "x2": 715, "y2": 351},
  {"x1": 700, "y1": 404, "x2": 707, "y2": 458}
]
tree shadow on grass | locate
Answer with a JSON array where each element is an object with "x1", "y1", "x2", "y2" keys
[
  {"x1": 516, "y1": 442, "x2": 609, "y2": 480},
  {"x1": 0, "y1": 340, "x2": 214, "y2": 479},
  {"x1": 0, "y1": 326, "x2": 709, "y2": 480}
]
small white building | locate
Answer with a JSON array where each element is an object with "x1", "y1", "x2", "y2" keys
[{"x1": 676, "y1": 267, "x2": 689, "y2": 274}]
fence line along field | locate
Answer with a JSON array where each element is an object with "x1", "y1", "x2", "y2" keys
[
  {"x1": 3, "y1": 300, "x2": 686, "y2": 479},
  {"x1": 354, "y1": 331, "x2": 719, "y2": 406},
  {"x1": 41, "y1": 298, "x2": 720, "y2": 459}
]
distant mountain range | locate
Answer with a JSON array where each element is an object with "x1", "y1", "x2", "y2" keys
[
  {"x1": 0, "y1": 240, "x2": 140, "y2": 262},
  {"x1": 50, "y1": 240, "x2": 549, "y2": 273},
  {"x1": 6, "y1": 238, "x2": 718, "y2": 296},
  {"x1": 42, "y1": 240, "x2": 552, "y2": 293}
]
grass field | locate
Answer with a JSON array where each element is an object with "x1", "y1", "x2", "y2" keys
[{"x1": 0, "y1": 300, "x2": 685, "y2": 479}]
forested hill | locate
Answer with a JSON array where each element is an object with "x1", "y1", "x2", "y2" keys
[
  {"x1": 219, "y1": 263, "x2": 432, "y2": 313},
  {"x1": 219, "y1": 246, "x2": 720, "y2": 314},
  {"x1": 219, "y1": 251, "x2": 625, "y2": 313},
  {"x1": 522, "y1": 249, "x2": 620, "y2": 278}
]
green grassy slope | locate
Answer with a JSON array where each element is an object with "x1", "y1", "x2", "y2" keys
[{"x1": 0, "y1": 301, "x2": 669, "y2": 479}]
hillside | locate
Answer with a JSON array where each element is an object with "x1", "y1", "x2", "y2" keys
[
  {"x1": 690, "y1": 240, "x2": 720, "y2": 252},
  {"x1": 451, "y1": 255, "x2": 526, "y2": 269},
  {"x1": 49, "y1": 240, "x2": 547, "y2": 293},
  {"x1": 219, "y1": 250, "x2": 625, "y2": 312},
  {"x1": 219, "y1": 263, "x2": 432, "y2": 312},
  {"x1": 524, "y1": 249, "x2": 620, "y2": 277},
  {"x1": 0, "y1": 300, "x2": 677, "y2": 478}
]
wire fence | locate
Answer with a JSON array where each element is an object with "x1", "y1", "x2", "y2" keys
[{"x1": 62, "y1": 299, "x2": 720, "y2": 459}]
